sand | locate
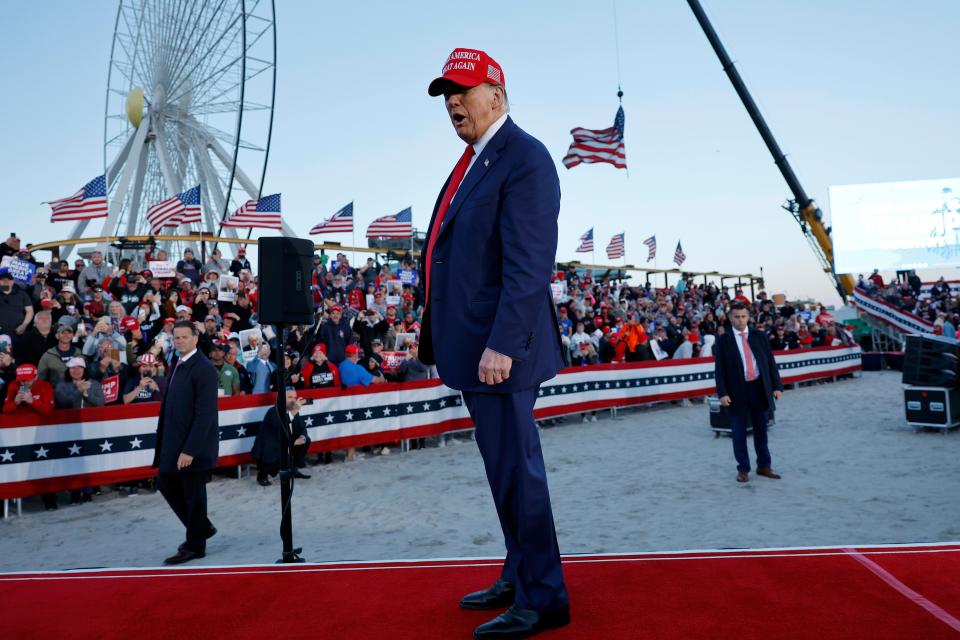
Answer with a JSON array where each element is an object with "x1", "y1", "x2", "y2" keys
[{"x1": 1, "y1": 370, "x2": 957, "y2": 572}]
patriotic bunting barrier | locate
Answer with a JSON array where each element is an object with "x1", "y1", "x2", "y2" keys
[
  {"x1": 0, "y1": 346, "x2": 860, "y2": 500},
  {"x1": 851, "y1": 287, "x2": 933, "y2": 335}
]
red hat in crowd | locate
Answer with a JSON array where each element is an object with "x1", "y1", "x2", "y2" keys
[
  {"x1": 344, "y1": 344, "x2": 360, "y2": 356},
  {"x1": 402, "y1": 293, "x2": 414, "y2": 301},
  {"x1": 40, "y1": 299, "x2": 54, "y2": 309},
  {"x1": 121, "y1": 317, "x2": 140, "y2": 332},
  {"x1": 330, "y1": 305, "x2": 342, "y2": 313},
  {"x1": 15, "y1": 364, "x2": 37, "y2": 381},
  {"x1": 428, "y1": 48, "x2": 505, "y2": 96},
  {"x1": 163, "y1": 317, "x2": 176, "y2": 325},
  {"x1": 312, "y1": 343, "x2": 327, "y2": 354}
]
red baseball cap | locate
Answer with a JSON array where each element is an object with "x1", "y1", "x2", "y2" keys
[
  {"x1": 345, "y1": 344, "x2": 360, "y2": 355},
  {"x1": 15, "y1": 364, "x2": 37, "y2": 381},
  {"x1": 428, "y1": 48, "x2": 505, "y2": 96},
  {"x1": 330, "y1": 305, "x2": 342, "y2": 313},
  {"x1": 312, "y1": 343, "x2": 327, "y2": 354},
  {"x1": 121, "y1": 316, "x2": 140, "y2": 332}
]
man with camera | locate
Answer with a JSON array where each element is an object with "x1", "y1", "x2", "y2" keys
[
  {"x1": 122, "y1": 353, "x2": 165, "y2": 403},
  {"x1": 78, "y1": 251, "x2": 111, "y2": 292},
  {"x1": 0, "y1": 269, "x2": 33, "y2": 337},
  {"x1": 252, "y1": 387, "x2": 312, "y2": 486}
]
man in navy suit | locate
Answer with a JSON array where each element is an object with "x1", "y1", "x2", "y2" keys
[
  {"x1": 419, "y1": 48, "x2": 569, "y2": 640},
  {"x1": 153, "y1": 320, "x2": 219, "y2": 564},
  {"x1": 714, "y1": 301, "x2": 784, "y2": 483}
]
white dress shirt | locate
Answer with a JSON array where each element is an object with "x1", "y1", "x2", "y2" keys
[
  {"x1": 465, "y1": 112, "x2": 508, "y2": 176},
  {"x1": 731, "y1": 328, "x2": 758, "y2": 381}
]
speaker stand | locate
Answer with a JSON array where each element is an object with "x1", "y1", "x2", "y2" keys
[{"x1": 273, "y1": 324, "x2": 305, "y2": 564}]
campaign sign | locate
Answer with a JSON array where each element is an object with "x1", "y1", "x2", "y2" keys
[
  {"x1": 551, "y1": 282, "x2": 565, "y2": 302},
  {"x1": 102, "y1": 375, "x2": 120, "y2": 404},
  {"x1": 1, "y1": 257, "x2": 36, "y2": 285},
  {"x1": 148, "y1": 261, "x2": 176, "y2": 278},
  {"x1": 379, "y1": 351, "x2": 405, "y2": 374}
]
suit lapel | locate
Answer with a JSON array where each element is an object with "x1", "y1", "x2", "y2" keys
[{"x1": 437, "y1": 117, "x2": 514, "y2": 241}]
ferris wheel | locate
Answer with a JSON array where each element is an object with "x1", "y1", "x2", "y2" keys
[{"x1": 64, "y1": 0, "x2": 293, "y2": 259}]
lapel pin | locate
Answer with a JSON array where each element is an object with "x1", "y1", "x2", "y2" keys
[{"x1": 484, "y1": 158, "x2": 490, "y2": 167}]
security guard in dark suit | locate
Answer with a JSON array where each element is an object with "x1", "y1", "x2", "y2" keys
[
  {"x1": 153, "y1": 321, "x2": 219, "y2": 565},
  {"x1": 715, "y1": 302, "x2": 785, "y2": 483}
]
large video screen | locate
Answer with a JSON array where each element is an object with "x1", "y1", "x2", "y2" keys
[{"x1": 829, "y1": 177, "x2": 960, "y2": 274}]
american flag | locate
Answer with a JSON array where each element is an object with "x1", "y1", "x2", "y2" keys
[
  {"x1": 562, "y1": 106, "x2": 626, "y2": 170},
  {"x1": 46, "y1": 175, "x2": 109, "y2": 222},
  {"x1": 606, "y1": 233, "x2": 625, "y2": 259},
  {"x1": 643, "y1": 235, "x2": 657, "y2": 262},
  {"x1": 310, "y1": 202, "x2": 354, "y2": 234},
  {"x1": 221, "y1": 193, "x2": 282, "y2": 230},
  {"x1": 673, "y1": 241, "x2": 686, "y2": 267},
  {"x1": 146, "y1": 185, "x2": 202, "y2": 233},
  {"x1": 367, "y1": 207, "x2": 412, "y2": 238},
  {"x1": 576, "y1": 228, "x2": 594, "y2": 253}
]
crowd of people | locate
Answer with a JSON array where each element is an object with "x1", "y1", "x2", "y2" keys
[
  {"x1": 0, "y1": 232, "x2": 855, "y2": 418},
  {"x1": 857, "y1": 268, "x2": 959, "y2": 336},
  {"x1": 0, "y1": 232, "x2": 855, "y2": 505}
]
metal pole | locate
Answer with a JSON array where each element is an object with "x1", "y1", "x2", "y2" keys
[{"x1": 274, "y1": 324, "x2": 304, "y2": 563}]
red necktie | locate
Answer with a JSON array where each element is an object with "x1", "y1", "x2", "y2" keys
[
  {"x1": 424, "y1": 145, "x2": 475, "y2": 300},
  {"x1": 740, "y1": 332, "x2": 757, "y2": 381}
]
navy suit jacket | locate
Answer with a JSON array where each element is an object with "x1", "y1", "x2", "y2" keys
[
  {"x1": 419, "y1": 117, "x2": 565, "y2": 393},
  {"x1": 713, "y1": 328, "x2": 784, "y2": 416},
  {"x1": 152, "y1": 350, "x2": 220, "y2": 473}
]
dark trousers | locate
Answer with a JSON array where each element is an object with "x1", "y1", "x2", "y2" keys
[
  {"x1": 158, "y1": 471, "x2": 212, "y2": 553},
  {"x1": 257, "y1": 440, "x2": 310, "y2": 480},
  {"x1": 729, "y1": 379, "x2": 771, "y2": 472},
  {"x1": 462, "y1": 387, "x2": 568, "y2": 612}
]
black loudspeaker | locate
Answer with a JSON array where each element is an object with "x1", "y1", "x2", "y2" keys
[
  {"x1": 903, "y1": 334, "x2": 960, "y2": 387},
  {"x1": 258, "y1": 237, "x2": 314, "y2": 325}
]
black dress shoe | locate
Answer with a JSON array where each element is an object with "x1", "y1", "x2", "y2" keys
[
  {"x1": 257, "y1": 476, "x2": 272, "y2": 487},
  {"x1": 163, "y1": 549, "x2": 205, "y2": 565},
  {"x1": 474, "y1": 604, "x2": 570, "y2": 639},
  {"x1": 292, "y1": 470, "x2": 311, "y2": 479},
  {"x1": 460, "y1": 579, "x2": 516, "y2": 610},
  {"x1": 179, "y1": 526, "x2": 217, "y2": 553}
]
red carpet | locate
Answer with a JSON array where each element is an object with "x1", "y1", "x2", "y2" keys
[{"x1": 2, "y1": 544, "x2": 958, "y2": 639}]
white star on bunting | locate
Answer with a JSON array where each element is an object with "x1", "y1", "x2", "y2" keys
[
  {"x1": 100, "y1": 441, "x2": 113, "y2": 452},
  {"x1": 422, "y1": 403, "x2": 431, "y2": 411},
  {"x1": 0, "y1": 450, "x2": 13, "y2": 462},
  {"x1": 439, "y1": 400, "x2": 446, "y2": 407},
  {"x1": 345, "y1": 411, "x2": 354, "y2": 421},
  {"x1": 237, "y1": 426, "x2": 247, "y2": 436},
  {"x1": 325, "y1": 414, "x2": 334, "y2": 424},
  {"x1": 35, "y1": 446, "x2": 49, "y2": 459},
  {"x1": 364, "y1": 409, "x2": 373, "y2": 419},
  {"x1": 406, "y1": 405, "x2": 414, "y2": 413},
  {"x1": 129, "y1": 437, "x2": 142, "y2": 449},
  {"x1": 383, "y1": 407, "x2": 391, "y2": 416},
  {"x1": 68, "y1": 444, "x2": 81, "y2": 456},
  {"x1": 304, "y1": 417, "x2": 314, "y2": 426}
]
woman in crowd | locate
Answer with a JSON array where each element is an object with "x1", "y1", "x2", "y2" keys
[{"x1": 54, "y1": 356, "x2": 104, "y2": 409}]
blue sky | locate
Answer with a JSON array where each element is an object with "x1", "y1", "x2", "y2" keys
[{"x1": 1, "y1": 1, "x2": 957, "y2": 305}]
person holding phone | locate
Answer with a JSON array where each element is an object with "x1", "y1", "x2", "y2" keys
[{"x1": 3, "y1": 364, "x2": 54, "y2": 416}]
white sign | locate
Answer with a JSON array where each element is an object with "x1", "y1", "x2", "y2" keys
[
  {"x1": 148, "y1": 261, "x2": 176, "y2": 278},
  {"x1": 218, "y1": 275, "x2": 240, "y2": 302}
]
